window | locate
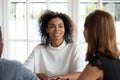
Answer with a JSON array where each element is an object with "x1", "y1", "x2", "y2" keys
[
  {"x1": 5, "y1": 0, "x2": 69, "y2": 62},
  {"x1": 102, "y1": 0, "x2": 120, "y2": 43},
  {"x1": 1, "y1": 0, "x2": 120, "y2": 62},
  {"x1": 78, "y1": 0, "x2": 120, "y2": 55}
]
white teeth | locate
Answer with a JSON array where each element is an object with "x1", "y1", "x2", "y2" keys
[
  {"x1": 54, "y1": 31, "x2": 60, "y2": 36},
  {"x1": 54, "y1": 33, "x2": 60, "y2": 36}
]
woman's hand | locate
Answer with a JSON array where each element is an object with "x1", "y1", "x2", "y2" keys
[
  {"x1": 50, "y1": 76, "x2": 69, "y2": 80},
  {"x1": 36, "y1": 73, "x2": 50, "y2": 80},
  {"x1": 36, "y1": 73, "x2": 69, "y2": 80}
]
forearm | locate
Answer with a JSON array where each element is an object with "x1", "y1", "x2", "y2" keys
[{"x1": 51, "y1": 72, "x2": 81, "y2": 80}]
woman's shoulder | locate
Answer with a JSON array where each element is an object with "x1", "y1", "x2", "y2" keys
[
  {"x1": 89, "y1": 53, "x2": 120, "y2": 69},
  {"x1": 89, "y1": 54, "x2": 103, "y2": 70}
]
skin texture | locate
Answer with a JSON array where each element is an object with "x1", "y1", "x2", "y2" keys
[
  {"x1": 46, "y1": 17, "x2": 65, "y2": 47},
  {"x1": 37, "y1": 72, "x2": 81, "y2": 80},
  {"x1": 78, "y1": 64, "x2": 103, "y2": 80}
]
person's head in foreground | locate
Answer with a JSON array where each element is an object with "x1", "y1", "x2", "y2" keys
[{"x1": 79, "y1": 9, "x2": 120, "y2": 80}]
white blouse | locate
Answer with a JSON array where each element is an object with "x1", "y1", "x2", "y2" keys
[{"x1": 25, "y1": 41, "x2": 86, "y2": 76}]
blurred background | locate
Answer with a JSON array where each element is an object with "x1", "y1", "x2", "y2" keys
[{"x1": 0, "y1": 0, "x2": 120, "y2": 63}]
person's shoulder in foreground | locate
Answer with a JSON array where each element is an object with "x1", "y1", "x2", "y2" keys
[{"x1": 0, "y1": 58, "x2": 40, "y2": 80}]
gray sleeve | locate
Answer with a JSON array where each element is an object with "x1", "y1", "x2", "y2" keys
[{"x1": 15, "y1": 61, "x2": 40, "y2": 80}]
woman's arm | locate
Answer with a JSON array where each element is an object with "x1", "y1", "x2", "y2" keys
[
  {"x1": 36, "y1": 72, "x2": 81, "y2": 80},
  {"x1": 78, "y1": 64, "x2": 103, "y2": 80},
  {"x1": 50, "y1": 72, "x2": 81, "y2": 80}
]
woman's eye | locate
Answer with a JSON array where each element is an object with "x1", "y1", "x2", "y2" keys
[
  {"x1": 50, "y1": 25, "x2": 55, "y2": 28},
  {"x1": 59, "y1": 25, "x2": 63, "y2": 28}
]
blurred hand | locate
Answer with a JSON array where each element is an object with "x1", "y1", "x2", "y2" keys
[
  {"x1": 36, "y1": 73, "x2": 50, "y2": 80},
  {"x1": 50, "y1": 76, "x2": 69, "y2": 80},
  {"x1": 36, "y1": 73, "x2": 69, "y2": 80}
]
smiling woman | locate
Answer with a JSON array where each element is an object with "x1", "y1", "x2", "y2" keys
[
  {"x1": 3, "y1": 0, "x2": 69, "y2": 63},
  {"x1": 24, "y1": 10, "x2": 86, "y2": 80},
  {"x1": 1, "y1": 1, "x2": 120, "y2": 80},
  {"x1": 46, "y1": 17, "x2": 65, "y2": 47}
]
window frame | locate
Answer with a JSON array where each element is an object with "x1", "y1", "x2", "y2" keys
[{"x1": 1, "y1": 0, "x2": 120, "y2": 62}]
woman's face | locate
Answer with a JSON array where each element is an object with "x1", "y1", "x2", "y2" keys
[
  {"x1": 83, "y1": 27, "x2": 88, "y2": 42},
  {"x1": 46, "y1": 17, "x2": 65, "y2": 42}
]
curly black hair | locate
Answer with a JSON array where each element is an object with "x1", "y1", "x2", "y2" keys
[{"x1": 38, "y1": 10, "x2": 76, "y2": 45}]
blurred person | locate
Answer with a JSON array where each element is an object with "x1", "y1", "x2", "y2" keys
[
  {"x1": 0, "y1": 27, "x2": 40, "y2": 80},
  {"x1": 78, "y1": 9, "x2": 120, "y2": 80}
]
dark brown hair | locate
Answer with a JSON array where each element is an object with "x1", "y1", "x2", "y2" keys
[{"x1": 84, "y1": 9, "x2": 120, "y2": 61}]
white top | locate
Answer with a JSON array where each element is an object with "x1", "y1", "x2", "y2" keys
[{"x1": 25, "y1": 41, "x2": 86, "y2": 76}]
